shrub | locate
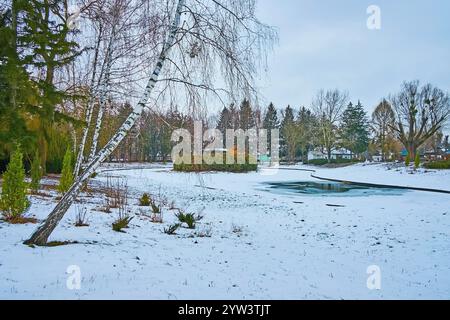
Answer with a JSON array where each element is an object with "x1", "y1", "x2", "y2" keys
[
  {"x1": 0, "y1": 145, "x2": 30, "y2": 221},
  {"x1": 405, "y1": 153, "x2": 411, "y2": 167},
  {"x1": 140, "y1": 192, "x2": 162, "y2": 213},
  {"x1": 105, "y1": 175, "x2": 128, "y2": 209},
  {"x1": 139, "y1": 193, "x2": 151, "y2": 206},
  {"x1": 75, "y1": 205, "x2": 89, "y2": 227},
  {"x1": 424, "y1": 159, "x2": 450, "y2": 170},
  {"x1": 414, "y1": 153, "x2": 421, "y2": 169},
  {"x1": 164, "y1": 223, "x2": 181, "y2": 235},
  {"x1": 184, "y1": 213, "x2": 196, "y2": 229},
  {"x1": 112, "y1": 216, "x2": 133, "y2": 233},
  {"x1": 58, "y1": 147, "x2": 74, "y2": 194},
  {"x1": 30, "y1": 150, "x2": 42, "y2": 193},
  {"x1": 174, "y1": 163, "x2": 257, "y2": 173},
  {"x1": 150, "y1": 200, "x2": 161, "y2": 214},
  {"x1": 151, "y1": 210, "x2": 163, "y2": 223},
  {"x1": 194, "y1": 226, "x2": 213, "y2": 238},
  {"x1": 175, "y1": 209, "x2": 204, "y2": 229},
  {"x1": 307, "y1": 158, "x2": 362, "y2": 166}
]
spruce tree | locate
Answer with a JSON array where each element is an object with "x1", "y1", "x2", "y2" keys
[
  {"x1": 297, "y1": 107, "x2": 316, "y2": 163},
  {"x1": 16, "y1": 0, "x2": 81, "y2": 168},
  {"x1": 280, "y1": 105, "x2": 295, "y2": 158},
  {"x1": 263, "y1": 103, "x2": 280, "y2": 154},
  {"x1": 0, "y1": 145, "x2": 29, "y2": 220},
  {"x1": 229, "y1": 104, "x2": 240, "y2": 130},
  {"x1": 58, "y1": 147, "x2": 74, "y2": 194},
  {"x1": 217, "y1": 107, "x2": 232, "y2": 135},
  {"x1": 340, "y1": 101, "x2": 370, "y2": 158},
  {"x1": 30, "y1": 149, "x2": 42, "y2": 193},
  {"x1": 239, "y1": 99, "x2": 256, "y2": 131},
  {"x1": 0, "y1": 8, "x2": 37, "y2": 157}
]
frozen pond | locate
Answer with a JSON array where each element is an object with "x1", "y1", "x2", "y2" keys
[{"x1": 261, "y1": 180, "x2": 408, "y2": 197}]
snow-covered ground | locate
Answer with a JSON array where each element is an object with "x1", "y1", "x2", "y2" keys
[
  {"x1": 0, "y1": 164, "x2": 449, "y2": 299},
  {"x1": 313, "y1": 163, "x2": 450, "y2": 192}
]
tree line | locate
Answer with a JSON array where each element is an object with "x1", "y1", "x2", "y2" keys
[{"x1": 214, "y1": 82, "x2": 450, "y2": 164}]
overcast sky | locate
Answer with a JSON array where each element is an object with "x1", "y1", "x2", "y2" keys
[{"x1": 255, "y1": 0, "x2": 450, "y2": 114}]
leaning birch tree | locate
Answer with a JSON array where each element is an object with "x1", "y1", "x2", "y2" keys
[{"x1": 25, "y1": 0, "x2": 276, "y2": 245}]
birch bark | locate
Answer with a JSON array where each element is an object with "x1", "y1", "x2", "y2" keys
[
  {"x1": 88, "y1": 23, "x2": 117, "y2": 162},
  {"x1": 74, "y1": 25, "x2": 103, "y2": 177}
]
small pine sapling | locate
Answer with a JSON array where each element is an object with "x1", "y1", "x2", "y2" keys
[
  {"x1": 414, "y1": 153, "x2": 421, "y2": 169},
  {"x1": 405, "y1": 153, "x2": 411, "y2": 167},
  {"x1": 0, "y1": 145, "x2": 30, "y2": 222}
]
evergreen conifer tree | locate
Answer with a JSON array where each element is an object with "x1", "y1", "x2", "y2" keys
[
  {"x1": 405, "y1": 153, "x2": 411, "y2": 167},
  {"x1": 263, "y1": 103, "x2": 280, "y2": 154},
  {"x1": 239, "y1": 99, "x2": 256, "y2": 131},
  {"x1": 58, "y1": 147, "x2": 74, "y2": 194},
  {"x1": 340, "y1": 101, "x2": 370, "y2": 158},
  {"x1": 217, "y1": 107, "x2": 232, "y2": 135},
  {"x1": 280, "y1": 105, "x2": 295, "y2": 158},
  {"x1": 0, "y1": 145, "x2": 29, "y2": 220},
  {"x1": 414, "y1": 152, "x2": 421, "y2": 169}
]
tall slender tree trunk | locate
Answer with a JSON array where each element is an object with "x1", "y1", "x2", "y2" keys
[
  {"x1": 408, "y1": 144, "x2": 416, "y2": 162},
  {"x1": 24, "y1": 0, "x2": 186, "y2": 246},
  {"x1": 74, "y1": 25, "x2": 104, "y2": 177},
  {"x1": 88, "y1": 24, "x2": 117, "y2": 162}
]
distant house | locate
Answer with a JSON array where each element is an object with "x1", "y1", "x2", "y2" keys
[
  {"x1": 307, "y1": 148, "x2": 353, "y2": 161},
  {"x1": 372, "y1": 154, "x2": 383, "y2": 162},
  {"x1": 400, "y1": 149, "x2": 407, "y2": 157},
  {"x1": 424, "y1": 148, "x2": 450, "y2": 161}
]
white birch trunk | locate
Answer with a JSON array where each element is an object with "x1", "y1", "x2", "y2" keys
[
  {"x1": 88, "y1": 24, "x2": 117, "y2": 162},
  {"x1": 25, "y1": 0, "x2": 185, "y2": 246},
  {"x1": 74, "y1": 26, "x2": 103, "y2": 177}
]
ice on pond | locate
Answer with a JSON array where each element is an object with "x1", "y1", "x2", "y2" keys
[{"x1": 261, "y1": 180, "x2": 408, "y2": 197}]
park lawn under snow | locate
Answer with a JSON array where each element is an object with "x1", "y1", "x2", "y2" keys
[{"x1": 0, "y1": 163, "x2": 449, "y2": 299}]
